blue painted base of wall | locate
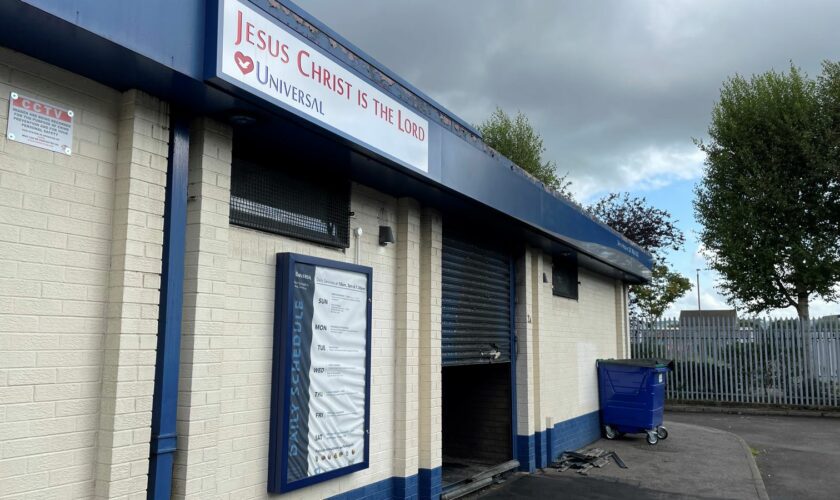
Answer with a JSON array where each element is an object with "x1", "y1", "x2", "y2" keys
[
  {"x1": 517, "y1": 411, "x2": 601, "y2": 471},
  {"x1": 516, "y1": 433, "x2": 536, "y2": 473},
  {"x1": 327, "y1": 467, "x2": 441, "y2": 500},
  {"x1": 418, "y1": 467, "x2": 442, "y2": 500},
  {"x1": 328, "y1": 412, "x2": 599, "y2": 499}
]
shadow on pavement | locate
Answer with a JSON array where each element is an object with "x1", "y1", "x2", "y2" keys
[{"x1": 476, "y1": 473, "x2": 722, "y2": 499}]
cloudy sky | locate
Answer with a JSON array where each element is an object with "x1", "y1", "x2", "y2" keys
[{"x1": 298, "y1": 0, "x2": 840, "y2": 318}]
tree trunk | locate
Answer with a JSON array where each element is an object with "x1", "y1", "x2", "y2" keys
[{"x1": 796, "y1": 292, "x2": 810, "y2": 323}]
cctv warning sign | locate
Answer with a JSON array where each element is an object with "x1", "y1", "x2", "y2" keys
[{"x1": 6, "y1": 92, "x2": 74, "y2": 155}]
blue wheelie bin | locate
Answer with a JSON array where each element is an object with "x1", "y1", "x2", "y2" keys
[{"x1": 596, "y1": 358, "x2": 674, "y2": 445}]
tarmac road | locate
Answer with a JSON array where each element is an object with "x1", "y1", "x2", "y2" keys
[{"x1": 667, "y1": 411, "x2": 840, "y2": 500}]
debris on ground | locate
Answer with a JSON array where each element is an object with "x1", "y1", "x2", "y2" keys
[{"x1": 549, "y1": 447, "x2": 628, "y2": 475}]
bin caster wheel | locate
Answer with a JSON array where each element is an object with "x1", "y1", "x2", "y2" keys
[
  {"x1": 646, "y1": 431, "x2": 659, "y2": 445},
  {"x1": 656, "y1": 426, "x2": 668, "y2": 440},
  {"x1": 604, "y1": 425, "x2": 618, "y2": 440}
]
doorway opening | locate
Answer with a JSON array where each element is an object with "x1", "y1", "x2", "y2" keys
[
  {"x1": 440, "y1": 228, "x2": 517, "y2": 491},
  {"x1": 441, "y1": 363, "x2": 512, "y2": 485}
]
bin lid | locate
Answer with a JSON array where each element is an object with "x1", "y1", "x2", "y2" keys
[{"x1": 597, "y1": 358, "x2": 674, "y2": 370}]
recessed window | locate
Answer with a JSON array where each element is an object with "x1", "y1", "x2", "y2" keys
[
  {"x1": 230, "y1": 158, "x2": 350, "y2": 248},
  {"x1": 552, "y1": 256, "x2": 578, "y2": 299}
]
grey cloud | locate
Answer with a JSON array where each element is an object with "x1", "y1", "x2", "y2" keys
[{"x1": 297, "y1": 0, "x2": 840, "y2": 198}]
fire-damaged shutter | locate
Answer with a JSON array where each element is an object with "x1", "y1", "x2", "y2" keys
[{"x1": 442, "y1": 230, "x2": 512, "y2": 366}]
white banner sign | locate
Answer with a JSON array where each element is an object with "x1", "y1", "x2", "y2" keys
[
  {"x1": 214, "y1": 0, "x2": 429, "y2": 172},
  {"x1": 272, "y1": 256, "x2": 371, "y2": 492},
  {"x1": 6, "y1": 92, "x2": 74, "y2": 155},
  {"x1": 305, "y1": 266, "x2": 367, "y2": 476}
]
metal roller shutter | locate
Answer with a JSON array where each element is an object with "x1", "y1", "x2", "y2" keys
[{"x1": 442, "y1": 230, "x2": 512, "y2": 366}]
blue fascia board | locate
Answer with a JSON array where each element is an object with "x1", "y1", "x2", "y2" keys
[
  {"x1": 19, "y1": 0, "x2": 208, "y2": 78},
  {"x1": 441, "y1": 131, "x2": 654, "y2": 276},
  {"x1": 9, "y1": 0, "x2": 652, "y2": 280}
]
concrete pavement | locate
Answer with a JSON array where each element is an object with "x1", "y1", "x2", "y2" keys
[
  {"x1": 475, "y1": 420, "x2": 768, "y2": 499},
  {"x1": 668, "y1": 411, "x2": 840, "y2": 500}
]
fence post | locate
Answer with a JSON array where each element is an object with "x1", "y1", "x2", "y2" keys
[
  {"x1": 786, "y1": 319, "x2": 795, "y2": 406},
  {"x1": 735, "y1": 316, "x2": 743, "y2": 403},
  {"x1": 814, "y1": 322, "x2": 826, "y2": 407},
  {"x1": 796, "y1": 319, "x2": 804, "y2": 406},
  {"x1": 697, "y1": 315, "x2": 704, "y2": 402},
  {"x1": 688, "y1": 315, "x2": 695, "y2": 401},
  {"x1": 760, "y1": 320, "x2": 768, "y2": 405},
  {"x1": 705, "y1": 315, "x2": 712, "y2": 402},
  {"x1": 721, "y1": 315, "x2": 730, "y2": 403},
  {"x1": 683, "y1": 317, "x2": 689, "y2": 402},
  {"x1": 774, "y1": 319, "x2": 781, "y2": 404},
  {"x1": 712, "y1": 316, "x2": 719, "y2": 403},
  {"x1": 749, "y1": 321, "x2": 757, "y2": 404},
  {"x1": 725, "y1": 314, "x2": 733, "y2": 403},
  {"x1": 806, "y1": 319, "x2": 815, "y2": 407},
  {"x1": 778, "y1": 320, "x2": 786, "y2": 405},
  {"x1": 801, "y1": 319, "x2": 808, "y2": 406},
  {"x1": 828, "y1": 320, "x2": 840, "y2": 406}
]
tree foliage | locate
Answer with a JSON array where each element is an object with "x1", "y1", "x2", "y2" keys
[
  {"x1": 588, "y1": 192, "x2": 685, "y2": 261},
  {"x1": 695, "y1": 62, "x2": 840, "y2": 320},
  {"x1": 634, "y1": 264, "x2": 693, "y2": 322},
  {"x1": 588, "y1": 193, "x2": 691, "y2": 320},
  {"x1": 477, "y1": 107, "x2": 572, "y2": 198}
]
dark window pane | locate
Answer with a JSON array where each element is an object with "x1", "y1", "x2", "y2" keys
[
  {"x1": 230, "y1": 159, "x2": 350, "y2": 248},
  {"x1": 552, "y1": 256, "x2": 578, "y2": 299}
]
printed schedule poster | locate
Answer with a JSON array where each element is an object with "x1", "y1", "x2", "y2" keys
[{"x1": 269, "y1": 254, "x2": 371, "y2": 493}]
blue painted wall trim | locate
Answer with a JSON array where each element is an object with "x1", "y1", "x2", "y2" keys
[
  {"x1": 517, "y1": 411, "x2": 601, "y2": 471},
  {"x1": 320, "y1": 414, "x2": 598, "y2": 499},
  {"x1": 325, "y1": 469, "x2": 441, "y2": 500},
  {"x1": 418, "y1": 467, "x2": 442, "y2": 500},
  {"x1": 535, "y1": 430, "x2": 547, "y2": 469},
  {"x1": 326, "y1": 475, "x2": 396, "y2": 500},
  {"x1": 549, "y1": 411, "x2": 601, "y2": 462},
  {"x1": 393, "y1": 475, "x2": 418, "y2": 500},
  {"x1": 147, "y1": 113, "x2": 190, "y2": 499},
  {"x1": 322, "y1": 410, "x2": 599, "y2": 499},
  {"x1": 516, "y1": 434, "x2": 536, "y2": 473},
  {"x1": 545, "y1": 425, "x2": 555, "y2": 466}
]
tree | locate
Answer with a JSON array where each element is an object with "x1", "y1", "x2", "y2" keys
[
  {"x1": 477, "y1": 108, "x2": 573, "y2": 198},
  {"x1": 695, "y1": 63, "x2": 840, "y2": 321},
  {"x1": 588, "y1": 193, "x2": 684, "y2": 259},
  {"x1": 588, "y1": 193, "x2": 691, "y2": 320},
  {"x1": 634, "y1": 264, "x2": 693, "y2": 323}
]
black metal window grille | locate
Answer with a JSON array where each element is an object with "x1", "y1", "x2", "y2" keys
[
  {"x1": 552, "y1": 256, "x2": 579, "y2": 299},
  {"x1": 229, "y1": 159, "x2": 350, "y2": 248}
]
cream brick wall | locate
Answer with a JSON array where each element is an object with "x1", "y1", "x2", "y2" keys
[
  {"x1": 615, "y1": 282, "x2": 630, "y2": 359},
  {"x1": 94, "y1": 90, "x2": 169, "y2": 500},
  {"x1": 534, "y1": 251, "x2": 626, "y2": 425},
  {"x1": 514, "y1": 250, "x2": 537, "y2": 437},
  {"x1": 0, "y1": 49, "x2": 633, "y2": 500},
  {"x1": 212, "y1": 163, "x2": 413, "y2": 498},
  {"x1": 393, "y1": 198, "x2": 420, "y2": 478},
  {"x1": 0, "y1": 48, "x2": 117, "y2": 500},
  {"x1": 0, "y1": 49, "x2": 168, "y2": 499},
  {"x1": 174, "y1": 118, "x2": 231, "y2": 499},
  {"x1": 418, "y1": 208, "x2": 442, "y2": 471}
]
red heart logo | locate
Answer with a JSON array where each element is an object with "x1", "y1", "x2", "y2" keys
[{"x1": 234, "y1": 51, "x2": 254, "y2": 75}]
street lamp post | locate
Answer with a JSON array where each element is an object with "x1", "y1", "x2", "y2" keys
[{"x1": 696, "y1": 268, "x2": 701, "y2": 310}]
